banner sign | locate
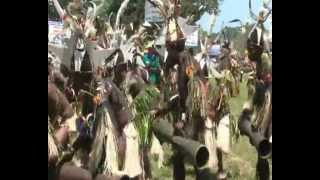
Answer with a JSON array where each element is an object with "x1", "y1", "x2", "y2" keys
[
  {"x1": 48, "y1": 21, "x2": 69, "y2": 46},
  {"x1": 185, "y1": 29, "x2": 199, "y2": 47},
  {"x1": 177, "y1": 17, "x2": 199, "y2": 47}
]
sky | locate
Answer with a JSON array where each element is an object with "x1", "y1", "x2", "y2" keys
[{"x1": 197, "y1": 0, "x2": 272, "y2": 33}]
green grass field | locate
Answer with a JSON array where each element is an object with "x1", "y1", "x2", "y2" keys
[{"x1": 149, "y1": 81, "x2": 272, "y2": 179}]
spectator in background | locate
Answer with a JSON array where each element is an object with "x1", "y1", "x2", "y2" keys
[{"x1": 143, "y1": 46, "x2": 161, "y2": 85}]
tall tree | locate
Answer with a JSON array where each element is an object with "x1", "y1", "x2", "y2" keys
[
  {"x1": 49, "y1": 0, "x2": 222, "y2": 28},
  {"x1": 181, "y1": 0, "x2": 221, "y2": 24}
]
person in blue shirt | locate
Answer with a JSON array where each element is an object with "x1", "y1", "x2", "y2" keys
[{"x1": 143, "y1": 47, "x2": 161, "y2": 85}]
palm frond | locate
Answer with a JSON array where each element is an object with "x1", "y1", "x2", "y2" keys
[{"x1": 132, "y1": 86, "x2": 160, "y2": 147}]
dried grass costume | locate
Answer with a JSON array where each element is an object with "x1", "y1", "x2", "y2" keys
[
  {"x1": 89, "y1": 80, "x2": 142, "y2": 178},
  {"x1": 186, "y1": 69, "x2": 236, "y2": 172}
]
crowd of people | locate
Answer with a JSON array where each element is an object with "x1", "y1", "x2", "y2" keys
[{"x1": 48, "y1": 0, "x2": 272, "y2": 180}]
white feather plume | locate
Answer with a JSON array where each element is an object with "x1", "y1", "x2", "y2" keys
[{"x1": 115, "y1": 0, "x2": 131, "y2": 31}]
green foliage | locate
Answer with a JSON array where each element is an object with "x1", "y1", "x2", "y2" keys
[
  {"x1": 180, "y1": 0, "x2": 222, "y2": 24},
  {"x1": 49, "y1": 0, "x2": 222, "y2": 30},
  {"x1": 132, "y1": 86, "x2": 160, "y2": 147},
  {"x1": 103, "y1": 0, "x2": 222, "y2": 30}
]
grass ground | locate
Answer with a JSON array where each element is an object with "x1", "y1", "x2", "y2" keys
[{"x1": 149, "y1": 81, "x2": 272, "y2": 179}]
